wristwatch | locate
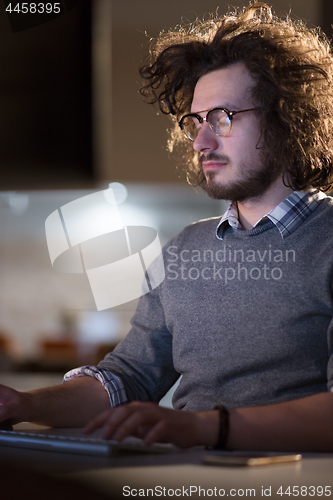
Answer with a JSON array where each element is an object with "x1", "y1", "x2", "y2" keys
[{"x1": 213, "y1": 404, "x2": 229, "y2": 449}]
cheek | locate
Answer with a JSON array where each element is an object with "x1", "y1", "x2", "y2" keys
[
  {"x1": 226, "y1": 141, "x2": 263, "y2": 174},
  {"x1": 227, "y1": 134, "x2": 260, "y2": 162},
  {"x1": 241, "y1": 126, "x2": 261, "y2": 147}
]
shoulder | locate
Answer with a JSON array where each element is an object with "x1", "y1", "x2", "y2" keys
[
  {"x1": 321, "y1": 195, "x2": 333, "y2": 209},
  {"x1": 311, "y1": 195, "x2": 333, "y2": 224},
  {"x1": 301, "y1": 195, "x2": 333, "y2": 245}
]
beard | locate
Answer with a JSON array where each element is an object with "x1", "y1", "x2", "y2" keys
[{"x1": 199, "y1": 152, "x2": 283, "y2": 203}]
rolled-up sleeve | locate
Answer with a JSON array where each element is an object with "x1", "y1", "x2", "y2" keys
[{"x1": 63, "y1": 365, "x2": 128, "y2": 407}]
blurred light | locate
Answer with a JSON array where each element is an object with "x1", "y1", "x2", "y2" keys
[
  {"x1": 3, "y1": 192, "x2": 30, "y2": 215},
  {"x1": 105, "y1": 182, "x2": 128, "y2": 205},
  {"x1": 77, "y1": 311, "x2": 121, "y2": 343},
  {"x1": 117, "y1": 203, "x2": 159, "y2": 232}
]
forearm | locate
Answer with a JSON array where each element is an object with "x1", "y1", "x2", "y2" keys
[
  {"x1": 24, "y1": 376, "x2": 111, "y2": 428},
  {"x1": 227, "y1": 392, "x2": 333, "y2": 451}
]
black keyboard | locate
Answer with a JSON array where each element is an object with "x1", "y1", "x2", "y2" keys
[{"x1": 0, "y1": 429, "x2": 175, "y2": 456}]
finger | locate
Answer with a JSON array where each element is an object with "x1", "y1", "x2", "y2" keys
[
  {"x1": 84, "y1": 409, "x2": 113, "y2": 435},
  {"x1": 111, "y1": 408, "x2": 157, "y2": 442},
  {"x1": 0, "y1": 402, "x2": 13, "y2": 424},
  {"x1": 85, "y1": 404, "x2": 146, "y2": 440},
  {"x1": 0, "y1": 406, "x2": 9, "y2": 423},
  {"x1": 99, "y1": 405, "x2": 146, "y2": 440},
  {"x1": 102, "y1": 402, "x2": 161, "y2": 440},
  {"x1": 143, "y1": 411, "x2": 198, "y2": 448},
  {"x1": 143, "y1": 419, "x2": 167, "y2": 446}
]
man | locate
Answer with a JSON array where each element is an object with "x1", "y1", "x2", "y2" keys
[{"x1": 1, "y1": 2, "x2": 333, "y2": 451}]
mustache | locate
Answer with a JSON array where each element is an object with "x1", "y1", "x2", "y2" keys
[{"x1": 199, "y1": 153, "x2": 231, "y2": 165}]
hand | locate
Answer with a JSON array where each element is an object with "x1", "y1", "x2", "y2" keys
[
  {"x1": 84, "y1": 401, "x2": 219, "y2": 448},
  {"x1": 0, "y1": 384, "x2": 32, "y2": 427}
]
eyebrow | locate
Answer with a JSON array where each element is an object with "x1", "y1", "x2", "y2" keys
[{"x1": 190, "y1": 105, "x2": 240, "y2": 114}]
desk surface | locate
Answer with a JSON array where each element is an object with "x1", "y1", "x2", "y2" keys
[
  {"x1": 0, "y1": 373, "x2": 332, "y2": 499},
  {"x1": 69, "y1": 452, "x2": 333, "y2": 500},
  {"x1": 0, "y1": 426, "x2": 332, "y2": 500}
]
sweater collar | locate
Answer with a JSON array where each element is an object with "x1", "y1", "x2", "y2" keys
[{"x1": 216, "y1": 190, "x2": 327, "y2": 240}]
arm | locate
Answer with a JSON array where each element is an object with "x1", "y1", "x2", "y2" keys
[
  {"x1": 0, "y1": 262, "x2": 176, "y2": 429},
  {"x1": 85, "y1": 392, "x2": 333, "y2": 451},
  {"x1": 0, "y1": 376, "x2": 111, "y2": 428},
  {"x1": 0, "y1": 258, "x2": 177, "y2": 429},
  {"x1": 228, "y1": 391, "x2": 333, "y2": 451}
]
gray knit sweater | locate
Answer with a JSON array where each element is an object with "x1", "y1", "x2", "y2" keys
[{"x1": 99, "y1": 198, "x2": 333, "y2": 411}]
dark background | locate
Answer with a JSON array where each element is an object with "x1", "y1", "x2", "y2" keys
[{"x1": 0, "y1": 0, "x2": 92, "y2": 189}]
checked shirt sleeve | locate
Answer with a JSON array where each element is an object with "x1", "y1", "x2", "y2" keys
[{"x1": 63, "y1": 366, "x2": 128, "y2": 408}]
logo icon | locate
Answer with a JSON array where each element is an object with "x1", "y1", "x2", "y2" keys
[{"x1": 45, "y1": 188, "x2": 165, "y2": 310}]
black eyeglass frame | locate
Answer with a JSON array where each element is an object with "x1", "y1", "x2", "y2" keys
[{"x1": 178, "y1": 107, "x2": 258, "y2": 141}]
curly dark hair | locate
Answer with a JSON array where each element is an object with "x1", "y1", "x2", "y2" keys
[{"x1": 139, "y1": 2, "x2": 333, "y2": 191}]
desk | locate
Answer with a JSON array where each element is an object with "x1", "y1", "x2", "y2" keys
[
  {"x1": 0, "y1": 429, "x2": 332, "y2": 499},
  {"x1": 68, "y1": 452, "x2": 333, "y2": 499},
  {"x1": 0, "y1": 373, "x2": 332, "y2": 499}
]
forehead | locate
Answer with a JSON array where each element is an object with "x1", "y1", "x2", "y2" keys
[{"x1": 191, "y1": 62, "x2": 256, "y2": 112}]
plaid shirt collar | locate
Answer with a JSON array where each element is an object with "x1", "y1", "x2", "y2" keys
[{"x1": 216, "y1": 190, "x2": 327, "y2": 240}]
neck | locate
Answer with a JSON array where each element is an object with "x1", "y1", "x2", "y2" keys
[{"x1": 236, "y1": 180, "x2": 294, "y2": 230}]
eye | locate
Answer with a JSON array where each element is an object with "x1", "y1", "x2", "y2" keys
[
  {"x1": 209, "y1": 109, "x2": 231, "y2": 136},
  {"x1": 181, "y1": 115, "x2": 201, "y2": 140}
]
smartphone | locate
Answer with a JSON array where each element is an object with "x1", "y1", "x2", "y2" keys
[{"x1": 203, "y1": 454, "x2": 302, "y2": 467}]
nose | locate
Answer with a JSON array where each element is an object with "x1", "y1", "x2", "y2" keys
[{"x1": 192, "y1": 122, "x2": 220, "y2": 153}]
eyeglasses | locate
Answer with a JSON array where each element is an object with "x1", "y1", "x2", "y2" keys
[{"x1": 178, "y1": 107, "x2": 257, "y2": 141}]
